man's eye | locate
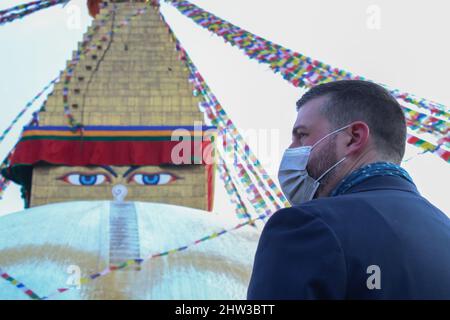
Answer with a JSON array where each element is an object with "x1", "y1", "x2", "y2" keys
[
  {"x1": 129, "y1": 173, "x2": 177, "y2": 186},
  {"x1": 60, "y1": 173, "x2": 110, "y2": 186},
  {"x1": 293, "y1": 132, "x2": 307, "y2": 140}
]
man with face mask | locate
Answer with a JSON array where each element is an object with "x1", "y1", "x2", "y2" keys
[{"x1": 247, "y1": 80, "x2": 450, "y2": 299}]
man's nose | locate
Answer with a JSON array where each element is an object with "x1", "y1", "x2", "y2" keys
[{"x1": 289, "y1": 141, "x2": 301, "y2": 148}]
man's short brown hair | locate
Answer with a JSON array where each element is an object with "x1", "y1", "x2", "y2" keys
[{"x1": 296, "y1": 80, "x2": 406, "y2": 163}]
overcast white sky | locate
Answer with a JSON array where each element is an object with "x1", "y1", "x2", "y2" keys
[{"x1": 0, "y1": 0, "x2": 449, "y2": 217}]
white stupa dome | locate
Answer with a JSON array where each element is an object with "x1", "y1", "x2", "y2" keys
[{"x1": 0, "y1": 201, "x2": 261, "y2": 300}]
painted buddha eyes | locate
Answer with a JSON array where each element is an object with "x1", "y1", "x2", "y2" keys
[
  {"x1": 58, "y1": 172, "x2": 178, "y2": 186},
  {"x1": 127, "y1": 172, "x2": 177, "y2": 185},
  {"x1": 60, "y1": 173, "x2": 110, "y2": 186}
]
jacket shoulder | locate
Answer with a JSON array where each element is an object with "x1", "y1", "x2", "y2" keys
[{"x1": 248, "y1": 206, "x2": 347, "y2": 299}]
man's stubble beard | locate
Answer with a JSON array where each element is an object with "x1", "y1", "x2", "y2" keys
[{"x1": 307, "y1": 135, "x2": 339, "y2": 197}]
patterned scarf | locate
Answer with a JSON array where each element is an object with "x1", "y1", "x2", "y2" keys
[{"x1": 330, "y1": 161, "x2": 415, "y2": 197}]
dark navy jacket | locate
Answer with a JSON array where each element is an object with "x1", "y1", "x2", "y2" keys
[{"x1": 247, "y1": 175, "x2": 450, "y2": 299}]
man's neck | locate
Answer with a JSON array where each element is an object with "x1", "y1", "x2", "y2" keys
[{"x1": 317, "y1": 148, "x2": 382, "y2": 198}]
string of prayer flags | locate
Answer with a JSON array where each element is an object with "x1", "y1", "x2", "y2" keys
[
  {"x1": 0, "y1": 77, "x2": 59, "y2": 144},
  {"x1": 217, "y1": 162, "x2": 251, "y2": 220},
  {"x1": 0, "y1": 0, "x2": 67, "y2": 26},
  {"x1": 406, "y1": 134, "x2": 449, "y2": 163},
  {"x1": 0, "y1": 267, "x2": 41, "y2": 300}
]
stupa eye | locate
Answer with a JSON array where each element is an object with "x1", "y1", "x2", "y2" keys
[
  {"x1": 128, "y1": 172, "x2": 177, "y2": 186},
  {"x1": 59, "y1": 173, "x2": 111, "y2": 186}
]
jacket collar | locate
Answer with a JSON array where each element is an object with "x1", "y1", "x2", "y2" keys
[{"x1": 340, "y1": 175, "x2": 420, "y2": 196}]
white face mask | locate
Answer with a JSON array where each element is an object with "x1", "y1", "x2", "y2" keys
[{"x1": 278, "y1": 124, "x2": 351, "y2": 205}]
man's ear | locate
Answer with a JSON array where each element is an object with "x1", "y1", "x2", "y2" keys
[{"x1": 344, "y1": 121, "x2": 370, "y2": 155}]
